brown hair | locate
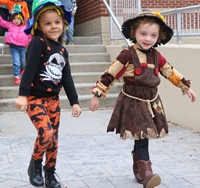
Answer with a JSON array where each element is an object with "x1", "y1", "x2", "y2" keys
[
  {"x1": 9, "y1": 13, "x2": 24, "y2": 25},
  {"x1": 33, "y1": 8, "x2": 65, "y2": 43},
  {"x1": 130, "y1": 17, "x2": 167, "y2": 43}
]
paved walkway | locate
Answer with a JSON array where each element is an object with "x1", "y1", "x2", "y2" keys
[{"x1": 0, "y1": 109, "x2": 200, "y2": 188}]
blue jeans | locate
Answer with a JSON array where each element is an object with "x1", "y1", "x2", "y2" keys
[
  {"x1": 64, "y1": 16, "x2": 75, "y2": 43},
  {"x1": 9, "y1": 44, "x2": 26, "y2": 77}
]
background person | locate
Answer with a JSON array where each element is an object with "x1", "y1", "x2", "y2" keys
[
  {"x1": 61, "y1": 0, "x2": 77, "y2": 45},
  {"x1": 0, "y1": 4, "x2": 31, "y2": 85}
]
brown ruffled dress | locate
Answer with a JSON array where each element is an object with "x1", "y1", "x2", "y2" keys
[{"x1": 106, "y1": 47, "x2": 168, "y2": 140}]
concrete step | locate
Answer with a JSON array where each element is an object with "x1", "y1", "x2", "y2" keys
[
  {"x1": 0, "y1": 53, "x2": 110, "y2": 64},
  {"x1": 70, "y1": 53, "x2": 110, "y2": 62},
  {"x1": 0, "y1": 36, "x2": 102, "y2": 45},
  {"x1": 71, "y1": 62, "x2": 110, "y2": 72},
  {"x1": 73, "y1": 36, "x2": 102, "y2": 45},
  {"x1": 0, "y1": 72, "x2": 103, "y2": 86},
  {"x1": 65, "y1": 45, "x2": 106, "y2": 53},
  {"x1": 0, "y1": 62, "x2": 110, "y2": 75},
  {"x1": 0, "y1": 94, "x2": 118, "y2": 112},
  {"x1": 0, "y1": 82, "x2": 122, "y2": 99},
  {"x1": 0, "y1": 54, "x2": 12, "y2": 64},
  {"x1": 0, "y1": 86, "x2": 19, "y2": 99},
  {"x1": 0, "y1": 64, "x2": 12, "y2": 74},
  {"x1": 0, "y1": 44, "x2": 107, "y2": 55}
]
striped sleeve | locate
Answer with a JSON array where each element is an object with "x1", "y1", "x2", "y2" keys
[
  {"x1": 158, "y1": 52, "x2": 191, "y2": 94},
  {"x1": 91, "y1": 49, "x2": 131, "y2": 97}
]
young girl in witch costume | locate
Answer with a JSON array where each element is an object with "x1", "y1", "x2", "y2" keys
[
  {"x1": 90, "y1": 11, "x2": 196, "y2": 188},
  {"x1": 15, "y1": 0, "x2": 81, "y2": 187}
]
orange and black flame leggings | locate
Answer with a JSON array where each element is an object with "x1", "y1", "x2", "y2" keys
[{"x1": 27, "y1": 95, "x2": 60, "y2": 168}]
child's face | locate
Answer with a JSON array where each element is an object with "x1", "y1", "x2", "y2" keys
[
  {"x1": 135, "y1": 22, "x2": 160, "y2": 50},
  {"x1": 38, "y1": 9, "x2": 64, "y2": 42},
  {"x1": 12, "y1": 15, "x2": 22, "y2": 26}
]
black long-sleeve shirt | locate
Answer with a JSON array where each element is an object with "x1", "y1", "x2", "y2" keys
[{"x1": 19, "y1": 36, "x2": 79, "y2": 106}]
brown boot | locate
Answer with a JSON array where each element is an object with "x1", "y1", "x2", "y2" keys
[
  {"x1": 137, "y1": 160, "x2": 161, "y2": 188},
  {"x1": 132, "y1": 151, "x2": 142, "y2": 184}
]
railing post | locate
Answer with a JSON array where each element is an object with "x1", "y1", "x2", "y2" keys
[
  {"x1": 102, "y1": 0, "x2": 132, "y2": 46},
  {"x1": 137, "y1": 0, "x2": 142, "y2": 13},
  {"x1": 0, "y1": 43, "x2": 4, "y2": 55},
  {"x1": 177, "y1": 12, "x2": 182, "y2": 44}
]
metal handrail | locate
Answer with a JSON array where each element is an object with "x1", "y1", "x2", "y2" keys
[
  {"x1": 161, "y1": 5, "x2": 200, "y2": 44},
  {"x1": 161, "y1": 4, "x2": 200, "y2": 14},
  {"x1": 102, "y1": 0, "x2": 132, "y2": 46}
]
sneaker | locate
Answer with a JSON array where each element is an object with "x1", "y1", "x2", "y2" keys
[
  {"x1": 68, "y1": 41, "x2": 74, "y2": 45},
  {"x1": 14, "y1": 76, "x2": 20, "y2": 85},
  {"x1": 65, "y1": 40, "x2": 69, "y2": 45},
  {"x1": 65, "y1": 40, "x2": 74, "y2": 45}
]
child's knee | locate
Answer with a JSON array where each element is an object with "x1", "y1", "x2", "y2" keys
[{"x1": 43, "y1": 128, "x2": 54, "y2": 143}]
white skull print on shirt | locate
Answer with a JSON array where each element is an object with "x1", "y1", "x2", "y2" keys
[{"x1": 40, "y1": 53, "x2": 65, "y2": 84}]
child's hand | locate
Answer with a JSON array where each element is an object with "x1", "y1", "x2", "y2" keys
[
  {"x1": 71, "y1": 104, "x2": 82, "y2": 117},
  {"x1": 89, "y1": 95, "x2": 99, "y2": 112},
  {"x1": 186, "y1": 88, "x2": 196, "y2": 102},
  {"x1": 15, "y1": 96, "x2": 28, "y2": 112}
]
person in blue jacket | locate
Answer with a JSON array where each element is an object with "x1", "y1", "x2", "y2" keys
[{"x1": 61, "y1": 0, "x2": 77, "y2": 44}]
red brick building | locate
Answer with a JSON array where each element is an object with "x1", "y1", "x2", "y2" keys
[{"x1": 74, "y1": 0, "x2": 200, "y2": 44}]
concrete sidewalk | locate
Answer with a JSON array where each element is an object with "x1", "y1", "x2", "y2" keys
[{"x1": 0, "y1": 109, "x2": 200, "y2": 188}]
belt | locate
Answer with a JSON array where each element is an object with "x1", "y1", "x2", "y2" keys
[{"x1": 121, "y1": 88, "x2": 158, "y2": 118}]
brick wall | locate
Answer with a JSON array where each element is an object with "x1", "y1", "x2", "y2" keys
[
  {"x1": 75, "y1": 0, "x2": 200, "y2": 24},
  {"x1": 75, "y1": 0, "x2": 109, "y2": 25}
]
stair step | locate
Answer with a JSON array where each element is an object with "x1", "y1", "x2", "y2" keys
[
  {"x1": 0, "y1": 94, "x2": 118, "y2": 112},
  {"x1": 65, "y1": 45, "x2": 106, "y2": 53},
  {"x1": 0, "y1": 86, "x2": 19, "y2": 99},
  {"x1": 72, "y1": 72, "x2": 103, "y2": 83},
  {"x1": 0, "y1": 82, "x2": 122, "y2": 99},
  {"x1": 71, "y1": 62, "x2": 110, "y2": 72},
  {"x1": 0, "y1": 72, "x2": 104, "y2": 86},
  {"x1": 0, "y1": 53, "x2": 110, "y2": 64},
  {"x1": 0, "y1": 36, "x2": 102, "y2": 45},
  {"x1": 0, "y1": 54, "x2": 12, "y2": 64},
  {"x1": 69, "y1": 53, "x2": 110, "y2": 62},
  {"x1": 0, "y1": 44, "x2": 107, "y2": 55},
  {"x1": 0, "y1": 75, "x2": 15, "y2": 86},
  {"x1": 0, "y1": 62, "x2": 110, "y2": 74},
  {"x1": 0, "y1": 64, "x2": 12, "y2": 74},
  {"x1": 73, "y1": 36, "x2": 102, "y2": 45}
]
